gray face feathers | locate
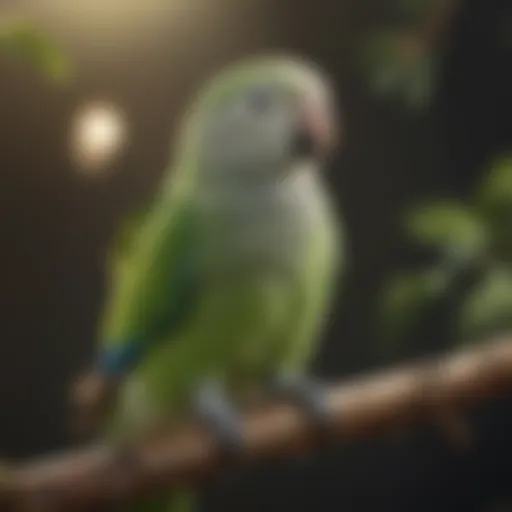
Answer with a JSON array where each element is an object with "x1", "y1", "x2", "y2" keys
[{"x1": 191, "y1": 55, "x2": 339, "y2": 179}]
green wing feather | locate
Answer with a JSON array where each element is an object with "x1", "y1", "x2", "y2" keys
[{"x1": 99, "y1": 172, "x2": 199, "y2": 354}]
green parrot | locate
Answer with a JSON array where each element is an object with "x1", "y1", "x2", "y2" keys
[{"x1": 75, "y1": 54, "x2": 344, "y2": 511}]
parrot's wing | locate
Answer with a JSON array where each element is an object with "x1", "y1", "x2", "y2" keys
[
  {"x1": 97, "y1": 189, "x2": 200, "y2": 376},
  {"x1": 100, "y1": 271, "x2": 296, "y2": 442},
  {"x1": 108, "y1": 208, "x2": 149, "y2": 268}
]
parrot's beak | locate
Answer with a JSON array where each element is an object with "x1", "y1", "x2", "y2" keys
[{"x1": 292, "y1": 96, "x2": 339, "y2": 160}]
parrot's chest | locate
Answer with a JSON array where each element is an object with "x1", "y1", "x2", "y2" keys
[{"x1": 196, "y1": 169, "x2": 327, "y2": 276}]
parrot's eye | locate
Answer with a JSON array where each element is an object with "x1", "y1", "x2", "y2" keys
[{"x1": 226, "y1": 85, "x2": 279, "y2": 123}]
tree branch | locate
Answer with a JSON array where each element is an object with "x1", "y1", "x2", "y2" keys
[{"x1": 2, "y1": 337, "x2": 512, "y2": 511}]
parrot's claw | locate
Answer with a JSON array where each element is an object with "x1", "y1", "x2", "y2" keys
[
  {"x1": 270, "y1": 373, "x2": 331, "y2": 433},
  {"x1": 193, "y1": 380, "x2": 245, "y2": 460}
]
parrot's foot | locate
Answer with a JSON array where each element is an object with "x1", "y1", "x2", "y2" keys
[
  {"x1": 270, "y1": 373, "x2": 331, "y2": 433},
  {"x1": 193, "y1": 380, "x2": 245, "y2": 460}
]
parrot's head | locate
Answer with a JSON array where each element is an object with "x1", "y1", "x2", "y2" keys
[{"x1": 179, "y1": 54, "x2": 340, "y2": 180}]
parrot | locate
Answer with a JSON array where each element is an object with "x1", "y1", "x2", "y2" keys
[{"x1": 72, "y1": 53, "x2": 344, "y2": 512}]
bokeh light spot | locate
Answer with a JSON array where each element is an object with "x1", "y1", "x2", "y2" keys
[{"x1": 70, "y1": 102, "x2": 127, "y2": 174}]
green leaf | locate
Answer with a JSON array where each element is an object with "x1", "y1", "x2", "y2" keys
[
  {"x1": 477, "y1": 155, "x2": 512, "y2": 214},
  {"x1": 379, "y1": 266, "x2": 453, "y2": 347},
  {"x1": 406, "y1": 200, "x2": 489, "y2": 262},
  {"x1": 476, "y1": 156, "x2": 512, "y2": 250},
  {"x1": 361, "y1": 29, "x2": 437, "y2": 109},
  {"x1": 457, "y1": 264, "x2": 512, "y2": 342},
  {"x1": 361, "y1": 31, "x2": 404, "y2": 94},
  {"x1": 0, "y1": 21, "x2": 72, "y2": 84}
]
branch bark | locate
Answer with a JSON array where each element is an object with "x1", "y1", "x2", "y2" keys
[{"x1": 1, "y1": 337, "x2": 512, "y2": 511}]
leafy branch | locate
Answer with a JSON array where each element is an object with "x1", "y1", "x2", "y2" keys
[
  {"x1": 361, "y1": 0, "x2": 463, "y2": 109},
  {"x1": 380, "y1": 156, "x2": 512, "y2": 348},
  {"x1": 0, "y1": 20, "x2": 72, "y2": 84}
]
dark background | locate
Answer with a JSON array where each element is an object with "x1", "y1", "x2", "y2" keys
[{"x1": 0, "y1": 0, "x2": 511, "y2": 510}]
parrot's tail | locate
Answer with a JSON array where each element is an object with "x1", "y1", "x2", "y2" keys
[{"x1": 128, "y1": 488, "x2": 196, "y2": 512}]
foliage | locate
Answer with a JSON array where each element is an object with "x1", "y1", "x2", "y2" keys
[
  {"x1": 0, "y1": 20, "x2": 72, "y2": 84},
  {"x1": 457, "y1": 264, "x2": 512, "y2": 341},
  {"x1": 364, "y1": 5, "x2": 512, "y2": 506},
  {"x1": 406, "y1": 199, "x2": 489, "y2": 259},
  {"x1": 379, "y1": 265, "x2": 454, "y2": 345},
  {"x1": 365, "y1": 3, "x2": 512, "y2": 352},
  {"x1": 361, "y1": 29, "x2": 436, "y2": 109},
  {"x1": 379, "y1": 156, "x2": 512, "y2": 348},
  {"x1": 478, "y1": 156, "x2": 512, "y2": 218},
  {"x1": 361, "y1": 0, "x2": 459, "y2": 109}
]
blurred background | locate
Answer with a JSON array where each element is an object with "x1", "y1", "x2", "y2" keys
[{"x1": 0, "y1": 0, "x2": 511, "y2": 510}]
